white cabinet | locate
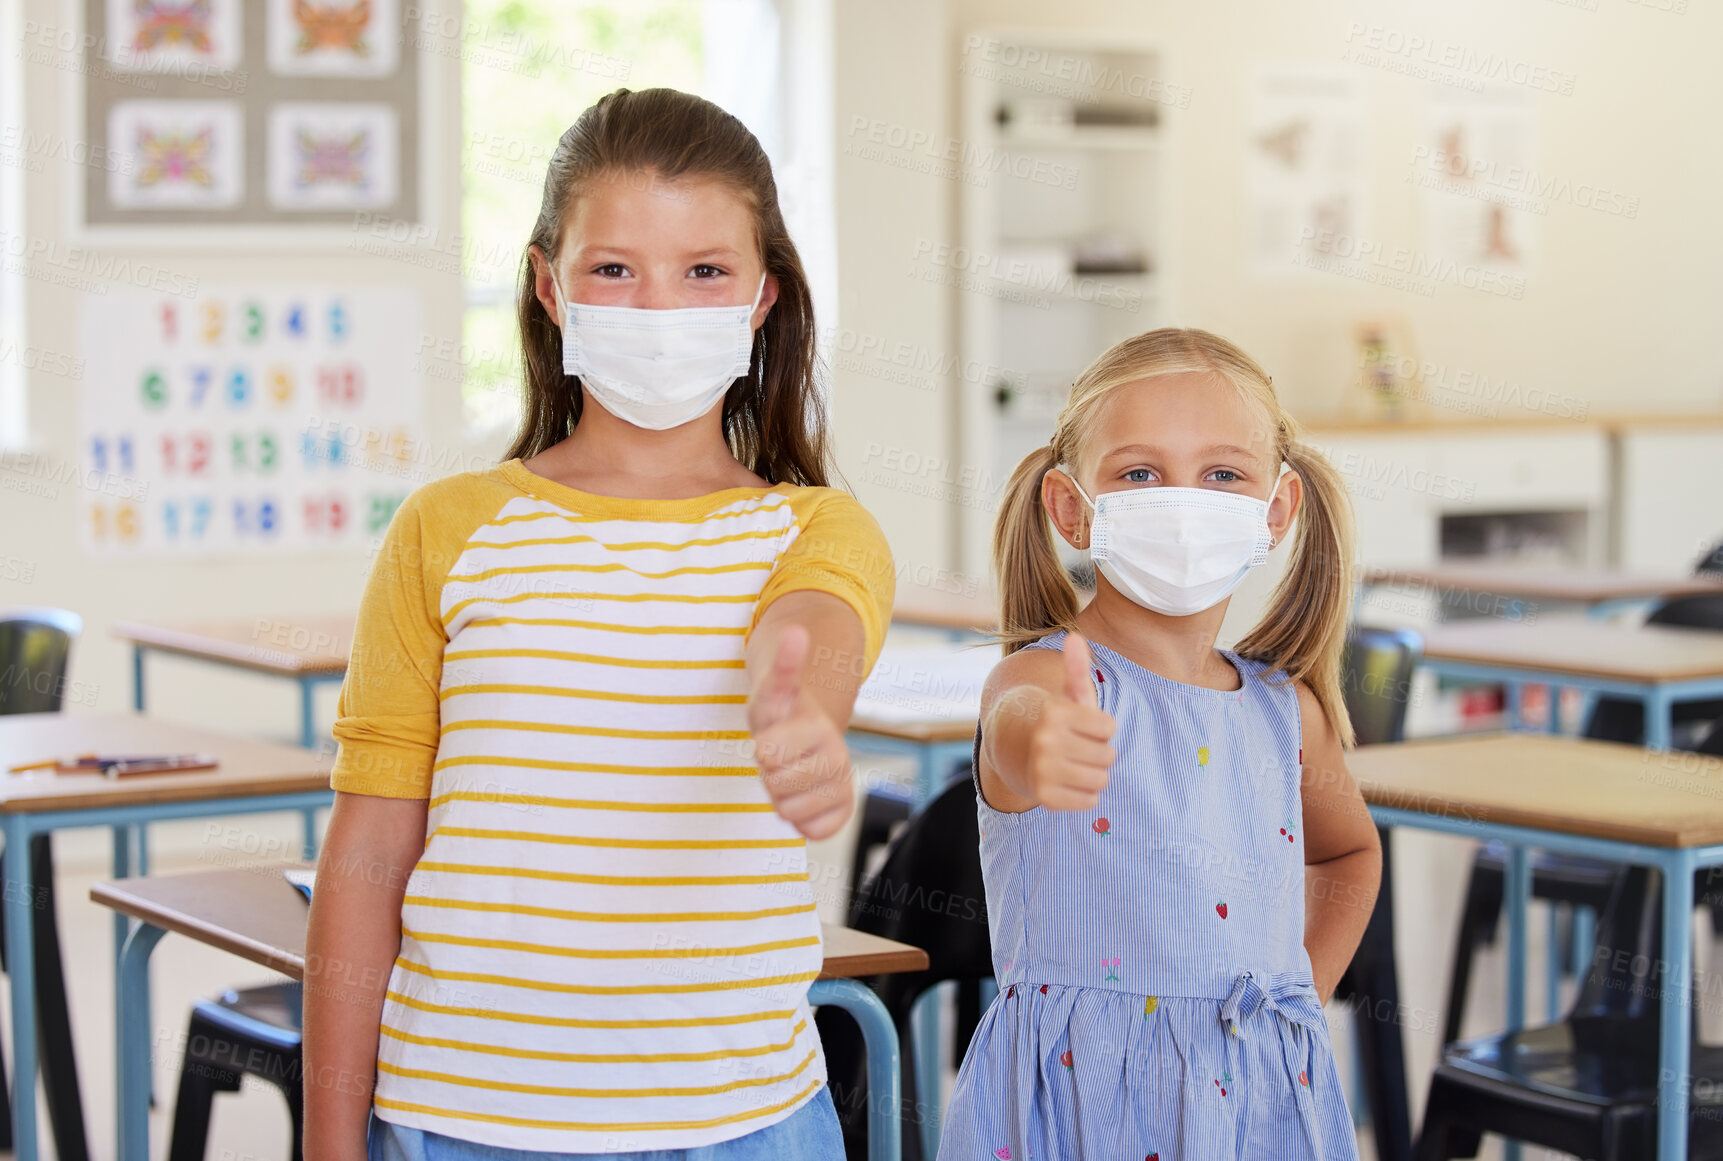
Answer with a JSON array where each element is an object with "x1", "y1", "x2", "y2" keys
[
  {"x1": 1614, "y1": 424, "x2": 1723, "y2": 572},
  {"x1": 1302, "y1": 425, "x2": 1614, "y2": 570}
]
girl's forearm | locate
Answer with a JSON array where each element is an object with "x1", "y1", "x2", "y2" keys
[
  {"x1": 980, "y1": 686, "x2": 1050, "y2": 806},
  {"x1": 303, "y1": 795, "x2": 424, "y2": 1161},
  {"x1": 1302, "y1": 845, "x2": 1382, "y2": 1002}
]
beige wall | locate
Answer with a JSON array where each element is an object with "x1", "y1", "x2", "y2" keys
[
  {"x1": 832, "y1": 0, "x2": 1723, "y2": 578},
  {"x1": 2, "y1": 12, "x2": 472, "y2": 736}
]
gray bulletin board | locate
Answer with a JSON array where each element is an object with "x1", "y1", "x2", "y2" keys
[{"x1": 80, "y1": 0, "x2": 420, "y2": 231}]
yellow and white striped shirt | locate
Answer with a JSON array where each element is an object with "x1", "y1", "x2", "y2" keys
[{"x1": 329, "y1": 458, "x2": 894, "y2": 1151}]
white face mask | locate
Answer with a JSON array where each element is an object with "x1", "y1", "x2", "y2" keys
[
  {"x1": 1068, "y1": 467, "x2": 1287, "y2": 617},
  {"x1": 552, "y1": 272, "x2": 766, "y2": 431}
]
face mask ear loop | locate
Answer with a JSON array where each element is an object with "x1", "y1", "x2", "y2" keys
[
  {"x1": 1057, "y1": 468, "x2": 1096, "y2": 550},
  {"x1": 549, "y1": 266, "x2": 570, "y2": 330}
]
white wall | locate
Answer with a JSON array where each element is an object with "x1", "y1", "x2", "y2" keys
[{"x1": 2, "y1": 11, "x2": 471, "y2": 738}]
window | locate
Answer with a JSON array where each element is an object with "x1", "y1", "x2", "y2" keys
[
  {"x1": 459, "y1": 1, "x2": 705, "y2": 435},
  {"x1": 459, "y1": 0, "x2": 835, "y2": 438}
]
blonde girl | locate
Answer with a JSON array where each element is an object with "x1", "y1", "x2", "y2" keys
[
  {"x1": 939, "y1": 328, "x2": 1380, "y2": 1160},
  {"x1": 304, "y1": 88, "x2": 893, "y2": 1161}
]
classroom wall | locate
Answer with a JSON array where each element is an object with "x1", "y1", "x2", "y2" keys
[
  {"x1": 831, "y1": 0, "x2": 1723, "y2": 581},
  {"x1": 1, "y1": 10, "x2": 473, "y2": 737}
]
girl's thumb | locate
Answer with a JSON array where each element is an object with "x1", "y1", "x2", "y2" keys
[{"x1": 1062, "y1": 631, "x2": 1097, "y2": 707}]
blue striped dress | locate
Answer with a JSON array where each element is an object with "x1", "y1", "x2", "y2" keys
[{"x1": 936, "y1": 631, "x2": 1359, "y2": 1161}]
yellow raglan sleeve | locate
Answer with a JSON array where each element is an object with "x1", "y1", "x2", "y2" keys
[
  {"x1": 750, "y1": 488, "x2": 896, "y2": 673},
  {"x1": 329, "y1": 486, "x2": 451, "y2": 799}
]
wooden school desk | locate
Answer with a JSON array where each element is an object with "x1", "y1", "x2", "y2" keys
[
  {"x1": 889, "y1": 585, "x2": 998, "y2": 637},
  {"x1": 1417, "y1": 615, "x2": 1723, "y2": 748},
  {"x1": 1352, "y1": 733, "x2": 1723, "y2": 1161},
  {"x1": 1360, "y1": 564, "x2": 1723, "y2": 615},
  {"x1": 112, "y1": 614, "x2": 355, "y2": 749},
  {"x1": 0, "y1": 713, "x2": 333, "y2": 1161},
  {"x1": 91, "y1": 866, "x2": 929, "y2": 1161}
]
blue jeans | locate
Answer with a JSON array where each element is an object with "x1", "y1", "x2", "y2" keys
[{"x1": 367, "y1": 1087, "x2": 845, "y2": 1161}]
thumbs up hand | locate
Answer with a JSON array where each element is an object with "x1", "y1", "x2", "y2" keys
[
  {"x1": 747, "y1": 625, "x2": 853, "y2": 840},
  {"x1": 1024, "y1": 632, "x2": 1118, "y2": 811}
]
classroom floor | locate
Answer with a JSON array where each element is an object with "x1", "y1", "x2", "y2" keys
[{"x1": 3, "y1": 756, "x2": 1716, "y2": 1161}]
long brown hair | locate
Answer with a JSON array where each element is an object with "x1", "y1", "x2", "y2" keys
[
  {"x1": 505, "y1": 87, "x2": 831, "y2": 487},
  {"x1": 994, "y1": 328, "x2": 1358, "y2": 746}
]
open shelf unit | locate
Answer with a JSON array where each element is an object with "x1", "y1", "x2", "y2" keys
[{"x1": 955, "y1": 28, "x2": 1174, "y2": 578}]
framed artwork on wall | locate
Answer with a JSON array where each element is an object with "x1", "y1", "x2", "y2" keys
[{"x1": 72, "y1": 0, "x2": 429, "y2": 244}]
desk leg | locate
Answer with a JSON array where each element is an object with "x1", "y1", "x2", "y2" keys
[
  {"x1": 117, "y1": 922, "x2": 166, "y2": 1161},
  {"x1": 916, "y1": 747, "x2": 938, "y2": 810},
  {"x1": 132, "y1": 645, "x2": 145, "y2": 713},
  {"x1": 1504, "y1": 682, "x2": 1524, "y2": 732},
  {"x1": 909, "y1": 986, "x2": 943, "y2": 1161},
  {"x1": 301, "y1": 808, "x2": 320, "y2": 861},
  {"x1": 4, "y1": 817, "x2": 40, "y2": 1161},
  {"x1": 1546, "y1": 904, "x2": 1563, "y2": 1022},
  {"x1": 1644, "y1": 687, "x2": 1674, "y2": 751},
  {"x1": 1656, "y1": 851, "x2": 1695, "y2": 1161},
  {"x1": 299, "y1": 676, "x2": 318, "y2": 750},
  {"x1": 809, "y1": 978, "x2": 901, "y2": 1161},
  {"x1": 1503, "y1": 844, "x2": 1529, "y2": 1161},
  {"x1": 1546, "y1": 685, "x2": 1564, "y2": 735}
]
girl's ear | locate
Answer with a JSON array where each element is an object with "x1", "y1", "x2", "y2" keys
[
  {"x1": 1268, "y1": 467, "x2": 1303, "y2": 548},
  {"x1": 1042, "y1": 468, "x2": 1090, "y2": 550},
  {"x1": 751, "y1": 272, "x2": 779, "y2": 330},
  {"x1": 529, "y1": 245, "x2": 562, "y2": 328}
]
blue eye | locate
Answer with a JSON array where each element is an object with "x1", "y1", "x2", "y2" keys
[
  {"x1": 1209, "y1": 469, "x2": 1240, "y2": 483},
  {"x1": 1124, "y1": 469, "x2": 1153, "y2": 483}
]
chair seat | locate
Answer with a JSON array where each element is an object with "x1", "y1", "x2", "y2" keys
[
  {"x1": 190, "y1": 983, "x2": 303, "y2": 1054},
  {"x1": 1444, "y1": 1022, "x2": 1723, "y2": 1107}
]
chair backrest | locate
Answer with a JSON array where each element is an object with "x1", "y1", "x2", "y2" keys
[
  {"x1": 1341, "y1": 625, "x2": 1423, "y2": 746},
  {"x1": 1695, "y1": 538, "x2": 1723, "y2": 577},
  {"x1": 1567, "y1": 863, "x2": 1667, "y2": 1052},
  {"x1": 1647, "y1": 593, "x2": 1723, "y2": 632},
  {"x1": 0, "y1": 608, "x2": 83, "y2": 715},
  {"x1": 847, "y1": 771, "x2": 993, "y2": 1003}
]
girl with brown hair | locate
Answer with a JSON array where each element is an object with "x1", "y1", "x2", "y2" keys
[
  {"x1": 304, "y1": 88, "x2": 891, "y2": 1161},
  {"x1": 938, "y1": 328, "x2": 1379, "y2": 1159}
]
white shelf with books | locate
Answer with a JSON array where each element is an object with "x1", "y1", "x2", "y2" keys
[{"x1": 956, "y1": 29, "x2": 1174, "y2": 578}]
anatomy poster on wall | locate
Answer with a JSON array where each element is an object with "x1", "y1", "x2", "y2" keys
[
  {"x1": 1248, "y1": 64, "x2": 1369, "y2": 275},
  {"x1": 78, "y1": 286, "x2": 426, "y2": 557},
  {"x1": 1417, "y1": 86, "x2": 1537, "y2": 279}
]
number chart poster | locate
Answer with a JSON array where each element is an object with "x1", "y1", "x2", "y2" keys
[{"x1": 78, "y1": 287, "x2": 425, "y2": 557}]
